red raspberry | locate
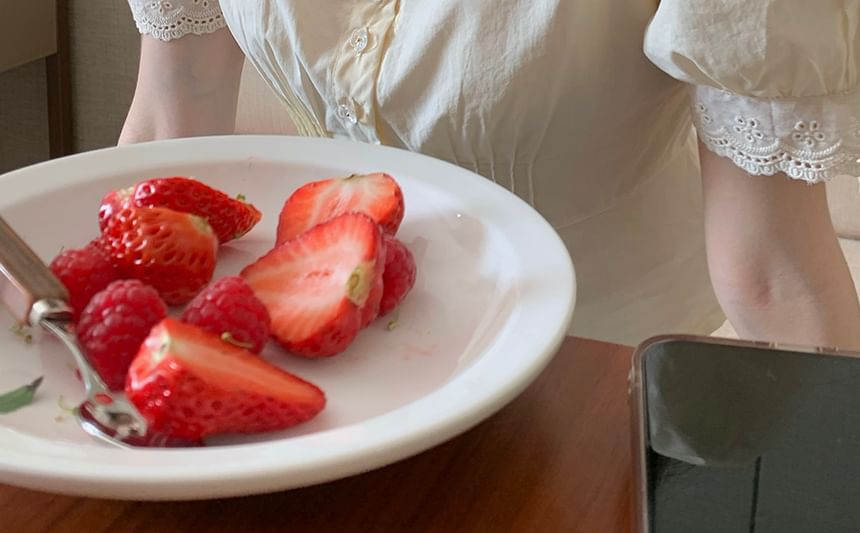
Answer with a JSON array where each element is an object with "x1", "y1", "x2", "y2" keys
[
  {"x1": 379, "y1": 235, "x2": 417, "y2": 317},
  {"x1": 78, "y1": 279, "x2": 167, "y2": 390},
  {"x1": 181, "y1": 276, "x2": 271, "y2": 353},
  {"x1": 49, "y1": 243, "x2": 119, "y2": 320}
]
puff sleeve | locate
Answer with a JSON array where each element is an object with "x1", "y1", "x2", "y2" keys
[{"x1": 645, "y1": 0, "x2": 860, "y2": 182}]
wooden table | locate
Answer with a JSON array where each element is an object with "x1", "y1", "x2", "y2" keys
[{"x1": 0, "y1": 337, "x2": 635, "y2": 533}]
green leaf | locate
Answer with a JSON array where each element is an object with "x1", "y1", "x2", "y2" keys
[{"x1": 0, "y1": 377, "x2": 43, "y2": 414}]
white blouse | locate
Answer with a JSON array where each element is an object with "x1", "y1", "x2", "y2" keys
[{"x1": 126, "y1": 0, "x2": 860, "y2": 345}]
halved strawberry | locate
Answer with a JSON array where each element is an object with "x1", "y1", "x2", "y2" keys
[
  {"x1": 100, "y1": 206, "x2": 218, "y2": 305},
  {"x1": 98, "y1": 186, "x2": 133, "y2": 232},
  {"x1": 131, "y1": 177, "x2": 262, "y2": 244},
  {"x1": 242, "y1": 213, "x2": 384, "y2": 358},
  {"x1": 126, "y1": 318, "x2": 325, "y2": 441},
  {"x1": 276, "y1": 172, "x2": 404, "y2": 245}
]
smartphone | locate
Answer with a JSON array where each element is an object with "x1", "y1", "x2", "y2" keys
[{"x1": 630, "y1": 336, "x2": 860, "y2": 533}]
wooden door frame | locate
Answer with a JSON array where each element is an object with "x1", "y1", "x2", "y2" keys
[{"x1": 45, "y1": 0, "x2": 72, "y2": 158}]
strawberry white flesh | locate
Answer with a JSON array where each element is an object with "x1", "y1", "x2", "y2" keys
[
  {"x1": 243, "y1": 212, "x2": 384, "y2": 357},
  {"x1": 276, "y1": 172, "x2": 404, "y2": 245}
]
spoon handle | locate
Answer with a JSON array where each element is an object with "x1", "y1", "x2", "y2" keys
[{"x1": 0, "y1": 215, "x2": 69, "y2": 324}]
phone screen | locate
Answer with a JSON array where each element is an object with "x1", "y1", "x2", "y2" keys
[{"x1": 641, "y1": 340, "x2": 860, "y2": 533}]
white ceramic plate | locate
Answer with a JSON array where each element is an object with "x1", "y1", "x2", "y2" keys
[{"x1": 0, "y1": 136, "x2": 575, "y2": 500}]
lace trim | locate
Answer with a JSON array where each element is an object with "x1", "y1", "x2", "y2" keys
[
  {"x1": 692, "y1": 85, "x2": 860, "y2": 183},
  {"x1": 128, "y1": 0, "x2": 226, "y2": 42}
]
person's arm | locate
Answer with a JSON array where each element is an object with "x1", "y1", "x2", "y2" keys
[
  {"x1": 120, "y1": 1, "x2": 244, "y2": 144},
  {"x1": 699, "y1": 146, "x2": 860, "y2": 349},
  {"x1": 645, "y1": 0, "x2": 860, "y2": 349}
]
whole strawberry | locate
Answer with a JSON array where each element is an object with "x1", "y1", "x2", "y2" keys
[
  {"x1": 181, "y1": 276, "x2": 271, "y2": 354},
  {"x1": 127, "y1": 318, "x2": 326, "y2": 441},
  {"x1": 132, "y1": 177, "x2": 262, "y2": 244},
  {"x1": 101, "y1": 206, "x2": 218, "y2": 305},
  {"x1": 379, "y1": 235, "x2": 417, "y2": 317},
  {"x1": 77, "y1": 279, "x2": 167, "y2": 390},
  {"x1": 49, "y1": 242, "x2": 119, "y2": 320}
]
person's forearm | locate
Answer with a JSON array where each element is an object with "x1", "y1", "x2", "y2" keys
[
  {"x1": 119, "y1": 31, "x2": 244, "y2": 145},
  {"x1": 700, "y1": 143, "x2": 860, "y2": 350}
]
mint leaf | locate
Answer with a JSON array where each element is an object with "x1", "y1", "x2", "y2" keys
[{"x1": 0, "y1": 377, "x2": 43, "y2": 414}]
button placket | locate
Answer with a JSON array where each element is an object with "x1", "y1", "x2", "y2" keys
[{"x1": 328, "y1": 1, "x2": 398, "y2": 142}]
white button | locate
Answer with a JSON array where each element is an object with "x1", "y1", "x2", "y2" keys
[
  {"x1": 349, "y1": 28, "x2": 369, "y2": 54},
  {"x1": 337, "y1": 102, "x2": 359, "y2": 125}
]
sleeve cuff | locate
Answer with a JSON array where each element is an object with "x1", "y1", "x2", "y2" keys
[
  {"x1": 692, "y1": 85, "x2": 860, "y2": 183},
  {"x1": 128, "y1": 0, "x2": 227, "y2": 42}
]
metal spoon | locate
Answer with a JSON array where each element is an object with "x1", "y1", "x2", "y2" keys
[{"x1": 0, "y1": 215, "x2": 169, "y2": 448}]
